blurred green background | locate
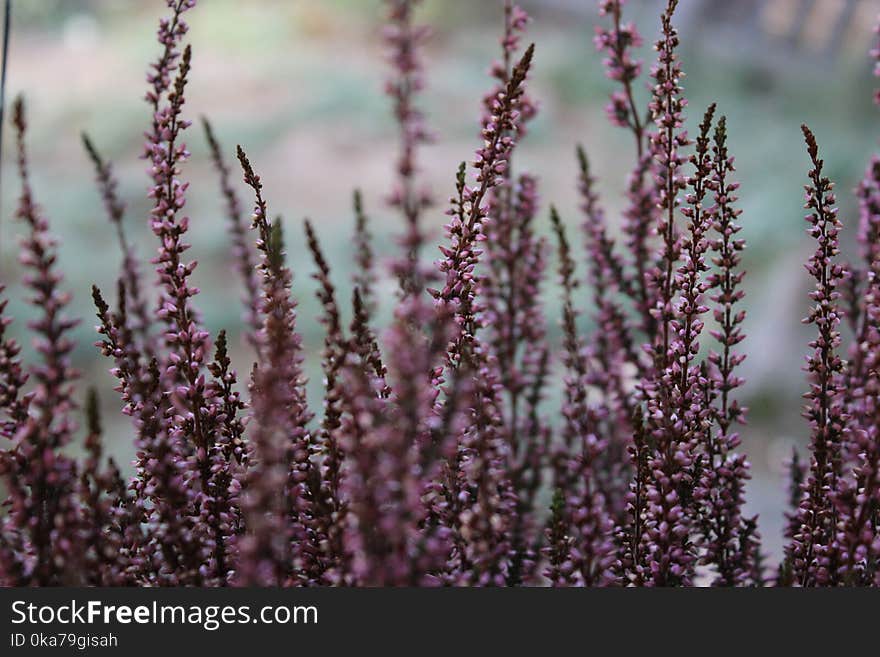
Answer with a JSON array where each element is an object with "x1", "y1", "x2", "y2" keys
[{"x1": 0, "y1": 0, "x2": 877, "y2": 562}]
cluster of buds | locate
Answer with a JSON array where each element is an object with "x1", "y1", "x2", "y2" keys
[
  {"x1": 3, "y1": 0, "x2": 880, "y2": 590},
  {"x1": 384, "y1": 0, "x2": 434, "y2": 294},
  {"x1": 594, "y1": 0, "x2": 644, "y2": 138}
]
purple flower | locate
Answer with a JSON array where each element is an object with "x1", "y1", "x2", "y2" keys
[
  {"x1": 202, "y1": 118, "x2": 262, "y2": 356},
  {"x1": 83, "y1": 134, "x2": 154, "y2": 356},
  {"x1": 0, "y1": 98, "x2": 82, "y2": 586},
  {"x1": 234, "y1": 147, "x2": 318, "y2": 586},
  {"x1": 384, "y1": 0, "x2": 434, "y2": 295},
  {"x1": 786, "y1": 125, "x2": 847, "y2": 587},
  {"x1": 3, "y1": 0, "x2": 880, "y2": 590}
]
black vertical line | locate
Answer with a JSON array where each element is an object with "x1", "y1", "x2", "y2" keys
[{"x1": 0, "y1": 0, "x2": 11, "y2": 261}]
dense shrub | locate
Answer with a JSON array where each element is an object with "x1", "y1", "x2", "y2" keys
[{"x1": 0, "y1": 0, "x2": 878, "y2": 587}]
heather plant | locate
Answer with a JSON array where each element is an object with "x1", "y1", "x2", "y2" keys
[{"x1": 0, "y1": 0, "x2": 879, "y2": 587}]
